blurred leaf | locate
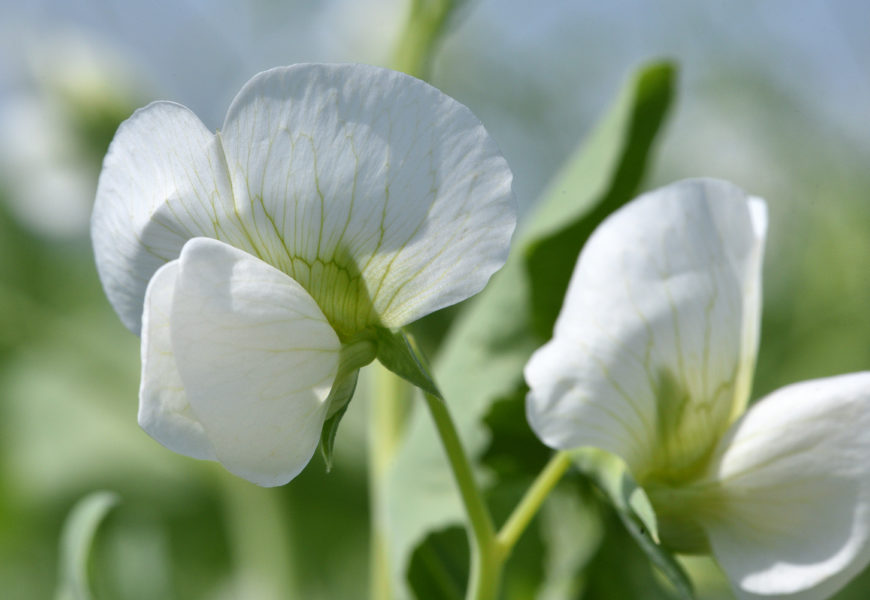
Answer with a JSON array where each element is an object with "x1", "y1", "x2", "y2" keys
[
  {"x1": 62, "y1": 94, "x2": 131, "y2": 166},
  {"x1": 92, "y1": 508, "x2": 174, "y2": 600},
  {"x1": 537, "y1": 483, "x2": 603, "y2": 600},
  {"x1": 480, "y1": 391, "x2": 550, "y2": 480},
  {"x1": 0, "y1": 326, "x2": 198, "y2": 503},
  {"x1": 573, "y1": 449, "x2": 659, "y2": 543},
  {"x1": 580, "y1": 509, "x2": 677, "y2": 600},
  {"x1": 216, "y1": 474, "x2": 299, "y2": 600},
  {"x1": 407, "y1": 526, "x2": 469, "y2": 600},
  {"x1": 385, "y1": 61, "x2": 676, "y2": 599},
  {"x1": 525, "y1": 62, "x2": 676, "y2": 339},
  {"x1": 576, "y1": 449, "x2": 694, "y2": 600},
  {"x1": 55, "y1": 490, "x2": 119, "y2": 600}
]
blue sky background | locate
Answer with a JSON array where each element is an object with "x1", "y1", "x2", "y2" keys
[{"x1": 3, "y1": 0, "x2": 869, "y2": 208}]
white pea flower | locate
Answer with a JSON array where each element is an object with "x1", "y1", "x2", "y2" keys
[
  {"x1": 93, "y1": 63, "x2": 514, "y2": 487},
  {"x1": 525, "y1": 179, "x2": 870, "y2": 599}
]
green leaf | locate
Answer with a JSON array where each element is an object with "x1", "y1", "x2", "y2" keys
[
  {"x1": 524, "y1": 61, "x2": 676, "y2": 339},
  {"x1": 536, "y1": 482, "x2": 604, "y2": 600},
  {"x1": 407, "y1": 526, "x2": 469, "y2": 600},
  {"x1": 375, "y1": 327, "x2": 441, "y2": 398},
  {"x1": 386, "y1": 60, "x2": 677, "y2": 598},
  {"x1": 580, "y1": 508, "x2": 679, "y2": 600},
  {"x1": 479, "y1": 390, "x2": 550, "y2": 480},
  {"x1": 576, "y1": 449, "x2": 695, "y2": 600},
  {"x1": 54, "y1": 490, "x2": 120, "y2": 600},
  {"x1": 319, "y1": 369, "x2": 360, "y2": 472},
  {"x1": 573, "y1": 449, "x2": 659, "y2": 543}
]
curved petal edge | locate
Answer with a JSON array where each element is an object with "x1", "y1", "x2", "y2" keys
[
  {"x1": 702, "y1": 372, "x2": 870, "y2": 599},
  {"x1": 170, "y1": 237, "x2": 342, "y2": 487},
  {"x1": 525, "y1": 178, "x2": 766, "y2": 480},
  {"x1": 139, "y1": 260, "x2": 216, "y2": 461},
  {"x1": 219, "y1": 63, "x2": 515, "y2": 333},
  {"x1": 92, "y1": 101, "x2": 242, "y2": 334}
]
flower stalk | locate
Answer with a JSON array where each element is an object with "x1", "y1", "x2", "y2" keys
[
  {"x1": 495, "y1": 451, "x2": 574, "y2": 556},
  {"x1": 392, "y1": 0, "x2": 455, "y2": 79},
  {"x1": 368, "y1": 364, "x2": 413, "y2": 600},
  {"x1": 421, "y1": 393, "x2": 575, "y2": 600},
  {"x1": 421, "y1": 392, "x2": 499, "y2": 600}
]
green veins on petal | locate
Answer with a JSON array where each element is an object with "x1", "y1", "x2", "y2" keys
[
  {"x1": 93, "y1": 63, "x2": 515, "y2": 341},
  {"x1": 93, "y1": 62, "x2": 515, "y2": 486}
]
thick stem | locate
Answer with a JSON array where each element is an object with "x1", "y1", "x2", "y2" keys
[
  {"x1": 391, "y1": 0, "x2": 455, "y2": 79},
  {"x1": 422, "y1": 393, "x2": 502, "y2": 600},
  {"x1": 217, "y1": 469, "x2": 296, "y2": 598},
  {"x1": 466, "y1": 540, "x2": 502, "y2": 600},
  {"x1": 382, "y1": 0, "x2": 467, "y2": 595},
  {"x1": 495, "y1": 451, "x2": 573, "y2": 556},
  {"x1": 368, "y1": 364, "x2": 413, "y2": 600}
]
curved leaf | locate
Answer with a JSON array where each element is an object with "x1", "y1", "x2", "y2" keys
[
  {"x1": 575, "y1": 449, "x2": 695, "y2": 599},
  {"x1": 55, "y1": 491, "x2": 120, "y2": 600}
]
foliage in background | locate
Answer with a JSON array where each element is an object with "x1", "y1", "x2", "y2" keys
[
  {"x1": 2, "y1": 2, "x2": 870, "y2": 598},
  {"x1": 55, "y1": 491, "x2": 118, "y2": 600}
]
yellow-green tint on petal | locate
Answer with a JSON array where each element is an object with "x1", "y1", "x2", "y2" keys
[
  {"x1": 698, "y1": 373, "x2": 870, "y2": 599},
  {"x1": 93, "y1": 64, "x2": 514, "y2": 343},
  {"x1": 526, "y1": 180, "x2": 767, "y2": 488},
  {"x1": 218, "y1": 64, "x2": 515, "y2": 335},
  {"x1": 253, "y1": 243, "x2": 382, "y2": 340},
  {"x1": 640, "y1": 366, "x2": 739, "y2": 486},
  {"x1": 645, "y1": 479, "x2": 721, "y2": 554}
]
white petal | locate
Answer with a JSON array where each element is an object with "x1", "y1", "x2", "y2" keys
[
  {"x1": 700, "y1": 373, "x2": 870, "y2": 599},
  {"x1": 92, "y1": 101, "x2": 250, "y2": 334},
  {"x1": 219, "y1": 63, "x2": 515, "y2": 334},
  {"x1": 138, "y1": 261, "x2": 215, "y2": 460},
  {"x1": 170, "y1": 237, "x2": 341, "y2": 486},
  {"x1": 525, "y1": 179, "x2": 766, "y2": 480}
]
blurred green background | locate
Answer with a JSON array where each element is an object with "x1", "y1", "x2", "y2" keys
[{"x1": 0, "y1": 1, "x2": 868, "y2": 598}]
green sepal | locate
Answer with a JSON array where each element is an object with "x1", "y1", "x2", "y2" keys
[
  {"x1": 54, "y1": 490, "x2": 120, "y2": 600},
  {"x1": 374, "y1": 326, "x2": 441, "y2": 399},
  {"x1": 319, "y1": 369, "x2": 360, "y2": 472},
  {"x1": 575, "y1": 449, "x2": 695, "y2": 600}
]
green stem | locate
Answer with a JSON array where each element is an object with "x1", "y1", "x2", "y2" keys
[
  {"x1": 467, "y1": 545, "x2": 502, "y2": 600},
  {"x1": 422, "y1": 393, "x2": 501, "y2": 600},
  {"x1": 217, "y1": 469, "x2": 297, "y2": 598},
  {"x1": 392, "y1": 0, "x2": 455, "y2": 79},
  {"x1": 495, "y1": 451, "x2": 573, "y2": 555},
  {"x1": 368, "y1": 364, "x2": 413, "y2": 600}
]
